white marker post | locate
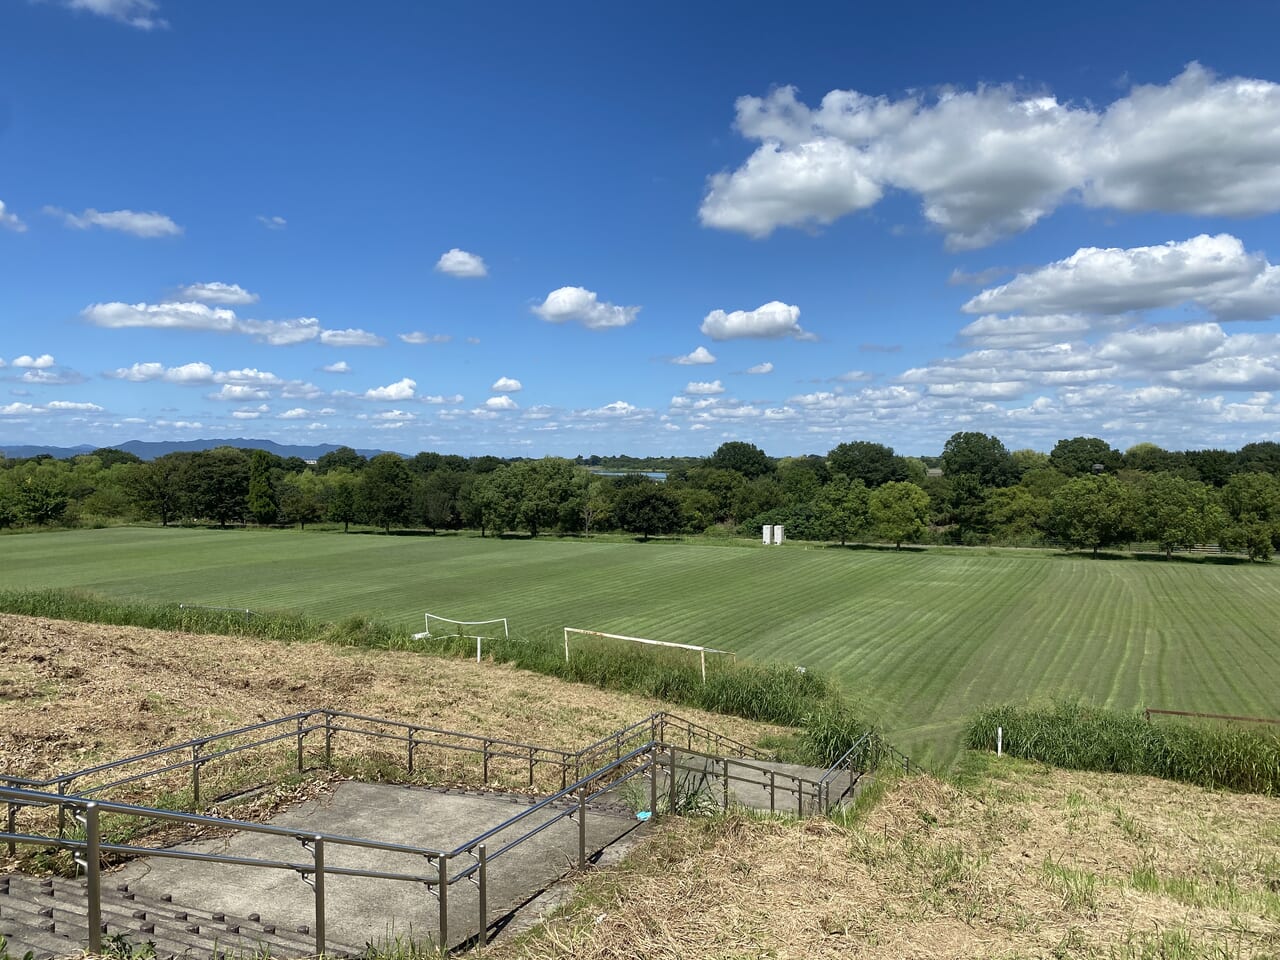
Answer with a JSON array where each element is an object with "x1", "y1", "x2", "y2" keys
[{"x1": 997, "y1": 726, "x2": 1003, "y2": 757}]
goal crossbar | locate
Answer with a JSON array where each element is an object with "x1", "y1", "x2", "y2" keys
[
  {"x1": 414, "y1": 612, "x2": 509, "y2": 663},
  {"x1": 563, "y1": 627, "x2": 735, "y2": 683}
]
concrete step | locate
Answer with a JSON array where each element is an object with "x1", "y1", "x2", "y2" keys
[{"x1": 0, "y1": 873, "x2": 361, "y2": 958}]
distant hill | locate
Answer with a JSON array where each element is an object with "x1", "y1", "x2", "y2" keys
[{"x1": 0, "y1": 438, "x2": 392, "y2": 461}]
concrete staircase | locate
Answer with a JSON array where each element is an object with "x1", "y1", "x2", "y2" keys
[{"x1": 0, "y1": 873, "x2": 360, "y2": 958}]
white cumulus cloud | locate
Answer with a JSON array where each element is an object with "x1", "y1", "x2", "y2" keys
[
  {"x1": 12, "y1": 354, "x2": 55, "y2": 369},
  {"x1": 177, "y1": 282, "x2": 259, "y2": 305},
  {"x1": 423, "y1": 394, "x2": 464, "y2": 405},
  {"x1": 491, "y1": 376, "x2": 522, "y2": 392},
  {"x1": 257, "y1": 215, "x2": 287, "y2": 230},
  {"x1": 63, "y1": 0, "x2": 166, "y2": 30},
  {"x1": 399, "y1": 332, "x2": 451, "y2": 344},
  {"x1": 684, "y1": 380, "x2": 726, "y2": 395},
  {"x1": 320, "y1": 328, "x2": 385, "y2": 347},
  {"x1": 964, "y1": 234, "x2": 1280, "y2": 321},
  {"x1": 322, "y1": 361, "x2": 351, "y2": 374},
  {"x1": 365, "y1": 378, "x2": 416, "y2": 401},
  {"x1": 483, "y1": 395, "x2": 519, "y2": 411},
  {"x1": 701, "y1": 64, "x2": 1280, "y2": 249},
  {"x1": 745, "y1": 361, "x2": 774, "y2": 374},
  {"x1": 0, "y1": 201, "x2": 26, "y2": 233},
  {"x1": 435, "y1": 248, "x2": 488, "y2": 278},
  {"x1": 533, "y1": 286, "x2": 639, "y2": 329},
  {"x1": 701, "y1": 301, "x2": 813, "y2": 341},
  {"x1": 47, "y1": 206, "x2": 181, "y2": 237},
  {"x1": 673, "y1": 346, "x2": 717, "y2": 365}
]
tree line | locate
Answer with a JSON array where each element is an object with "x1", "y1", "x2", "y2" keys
[{"x1": 4, "y1": 434, "x2": 1280, "y2": 559}]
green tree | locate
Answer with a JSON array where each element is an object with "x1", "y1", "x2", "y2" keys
[
  {"x1": 247, "y1": 449, "x2": 279, "y2": 525},
  {"x1": 130, "y1": 454, "x2": 191, "y2": 526},
  {"x1": 1049, "y1": 437, "x2": 1122, "y2": 476},
  {"x1": 819, "y1": 474, "x2": 870, "y2": 545},
  {"x1": 940, "y1": 431, "x2": 1013, "y2": 487},
  {"x1": 827, "y1": 441, "x2": 902, "y2": 488},
  {"x1": 188, "y1": 447, "x2": 250, "y2": 528},
  {"x1": 1046, "y1": 475, "x2": 1134, "y2": 557},
  {"x1": 1137, "y1": 474, "x2": 1224, "y2": 558},
  {"x1": 614, "y1": 482, "x2": 682, "y2": 541},
  {"x1": 1219, "y1": 472, "x2": 1280, "y2": 560},
  {"x1": 869, "y1": 481, "x2": 930, "y2": 549},
  {"x1": 360, "y1": 453, "x2": 413, "y2": 532},
  {"x1": 315, "y1": 446, "x2": 367, "y2": 474},
  {"x1": 278, "y1": 471, "x2": 323, "y2": 529},
  {"x1": 707, "y1": 441, "x2": 774, "y2": 479},
  {"x1": 985, "y1": 486, "x2": 1050, "y2": 542},
  {"x1": 322, "y1": 469, "x2": 361, "y2": 532}
]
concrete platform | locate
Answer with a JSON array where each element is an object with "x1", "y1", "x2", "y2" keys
[{"x1": 110, "y1": 781, "x2": 642, "y2": 953}]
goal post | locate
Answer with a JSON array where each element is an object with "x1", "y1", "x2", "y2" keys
[
  {"x1": 563, "y1": 627, "x2": 735, "y2": 683},
  {"x1": 413, "y1": 612, "x2": 509, "y2": 663}
]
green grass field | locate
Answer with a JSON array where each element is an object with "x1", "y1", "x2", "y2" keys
[{"x1": 4, "y1": 526, "x2": 1279, "y2": 766}]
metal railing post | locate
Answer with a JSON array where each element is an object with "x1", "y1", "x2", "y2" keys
[
  {"x1": 722, "y1": 758, "x2": 729, "y2": 810},
  {"x1": 668, "y1": 746, "x2": 678, "y2": 815},
  {"x1": 769, "y1": 769, "x2": 776, "y2": 815},
  {"x1": 649, "y1": 750, "x2": 658, "y2": 816},
  {"x1": 437, "y1": 855, "x2": 449, "y2": 950},
  {"x1": 313, "y1": 835, "x2": 326, "y2": 956},
  {"x1": 324, "y1": 713, "x2": 333, "y2": 768},
  {"x1": 528, "y1": 747, "x2": 535, "y2": 787},
  {"x1": 407, "y1": 734, "x2": 416, "y2": 777},
  {"x1": 6, "y1": 786, "x2": 15, "y2": 856},
  {"x1": 482, "y1": 740, "x2": 491, "y2": 784},
  {"x1": 478, "y1": 844, "x2": 488, "y2": 947},
  {"x1": 191, "y1": 743, "x2": 201, "y2": 812},
  {"x1": 84, "y1": 803, "x2": 103, "y2": 955},
  {"x1": 577, "y1": 791, "x2": 587, "y2": 870},
  {"x1": 57, "y1": 780, "x2": 68, "y2": 838},
  {"x1": 296, "y1": 716, "x2": 305, "y2": 773}
]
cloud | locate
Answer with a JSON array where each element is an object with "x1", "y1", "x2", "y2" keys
[
  {"x1": 435, "y1": 248, "x2": 488, "y2": 278},
  {"x1": 578, "y1": 400, "x2": 644, "y2": 419},
  {"x1": 673, "y1": 346, "x2": 717, "y2": 365},
  {"x1": 491, "y1": 376, "x2": 522, "y2": 393},
  {"x1": 964, "y1": 234, "x2": 1280, "y2": 321},
  {"x1": 231, "y1": 405, "x2": 269, "y2": 420},
  {"x1": 834, "y1": 370, "x2": 873, "y2": 382},
  {"x1": 177, "y1": 282, "x2": 259, "y2": 305},
  {"x1": 62, "y1": 0, "x2": 166, "y2": 29},
  {"x1": 85, "y1": 301, "x2": 239, "y2": 333},
  {"x1": 700, "y1": 301, "x2": 813, "y2": 341},
  {"x1": 0, "y1": 201, "x2": 26, "y2": 233},
  {"x1": 278, "y1": 408, "x2": 309, "y2": 419},
  {"x1": 533, "y1": 286, "x2": 639, "y2": 329},
  {"x1": 684, "y1": 380, "x2": 726, "y2": 395},
  {"x1": 108, "y1": 362, "x2": 283, "y2": 387},
  {"x1": 257, "y1": 215, "x2": 287, "y2": 230},
  {"x1": 12, "y1": 354, "x2": 55, "y2": 369},
  {"x1": 484, "y1": 395, "x2": 519, "y2": 411},
  {"x1": 365, "y1": 378, "x2": 416, "y2": 401},
  {"x1": 372, "y1": 409, "x2": 416, "y2": 421},
  {"x1": 322, "y1": 361, "x2": 351, "y2": 374},
  {"x1": 46, "y1": 206, "x2": 181, "y2": 237},
  {"x1": 745, "y1": 361, "x2": 774, "y2": 374},
  {"x1": 958, "y1": 313, "x2": 1111, "y2": 349},
  {"x1": 210, "y1": 384, "x2": 270, "y2": 401},
  {"x1": 46, "y1": 400, "x2": 103, "y2": 412},
  {"x1": 701, "y1": 64, "x2": 1280, "y2": 248},
  {"x1": 423, "y1": 394, "x2": 464, "y2": 405},
  {"x1": 399, "y1": 332, "x2": 451, "y2": 344},
  {"x1": 320, "y1": 328, "x2": 385, "y2": 347}
]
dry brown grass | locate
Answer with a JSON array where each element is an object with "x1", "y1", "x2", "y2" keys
[
  {"x1": 492, "y1": 754, "x2": 1280, "y2": 959},
  {"x1": 0, "y1": 611, "x2": 786, "y2": 847}
]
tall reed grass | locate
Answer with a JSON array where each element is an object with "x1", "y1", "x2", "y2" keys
[{"x1": 965, "y1": 701, "x2": 1280, "y2": 794}]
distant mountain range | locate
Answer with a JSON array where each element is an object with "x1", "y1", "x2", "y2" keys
[{"x1": 0, "y1": 438, "x2": 393, "y2": 461}]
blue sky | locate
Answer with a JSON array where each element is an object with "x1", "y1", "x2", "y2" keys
[{"x1": 3, "y1": 0, "x2": 1280, "y2": 457}]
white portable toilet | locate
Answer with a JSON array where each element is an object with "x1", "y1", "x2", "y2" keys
[
  {"x1": 762, "y1": 524, "x2": 774, "y2": 545},
  {"x1": 773, "y1": 524, "x2": 785, "y2": 545}
]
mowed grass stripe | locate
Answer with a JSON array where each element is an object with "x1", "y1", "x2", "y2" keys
[{"x1": 5, "y1": 527, "x2": 1280, "y2": 765}]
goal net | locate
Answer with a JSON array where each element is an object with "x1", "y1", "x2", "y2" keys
[
  {"x1": 414, "y1": 613, "x2": 510, "y2": 662},
  {"x1": 562, "y1": 627, "x2": 735, "y2": 683}
]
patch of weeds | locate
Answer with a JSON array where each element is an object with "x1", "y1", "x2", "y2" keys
[
  {"x1": 102, "y1": 931, "x2": 157, "y2": 959},
  {"x1": 359, "y1": 933, "x2": 443, "y2": 959},
  {"x1": 1113, "y1": 805, "x2": 1147, "y2": 844},
  {"x1": 1108, "y1": 926, "x2": 1248, "y2": 959},
  {"x1": 1042, "y1": 855, "x2": 1100, "y2": 918}
]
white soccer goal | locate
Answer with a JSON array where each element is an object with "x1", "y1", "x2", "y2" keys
[
  {"x1": 413, "y1": 612, "x2": 510, "y2": 663},
  {"x1": 562, "y1": 627, "x2": 735, "y2": 683}
]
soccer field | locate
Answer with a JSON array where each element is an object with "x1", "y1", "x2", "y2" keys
[{"x1": 5, "y1": 526, "x2": 1279, "y2": 765}]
